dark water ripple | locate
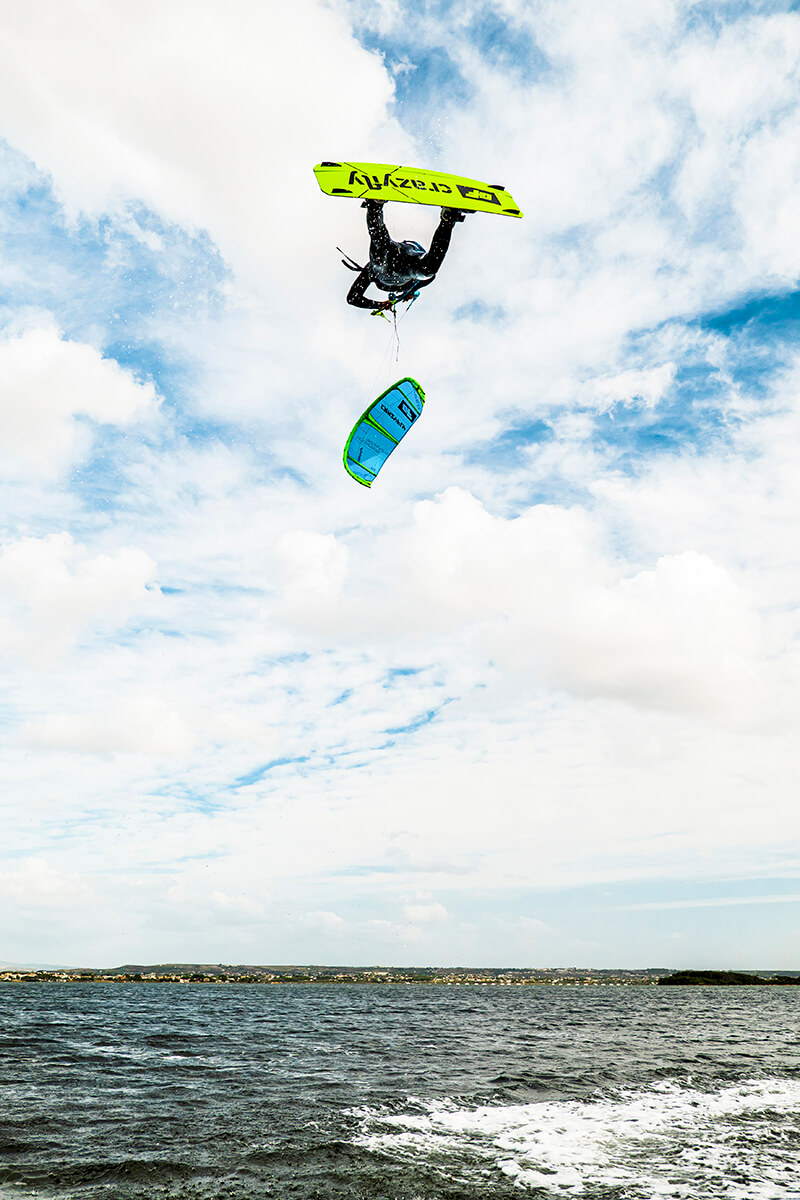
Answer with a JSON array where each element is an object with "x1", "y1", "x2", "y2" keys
[{"x1": 1, "y1": 982, "x2": 799, "y2": 1198}]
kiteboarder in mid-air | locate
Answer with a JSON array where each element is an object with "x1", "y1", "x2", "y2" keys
[{"x1": 344, "y1": 199, "x2": 468, "y2": 311}]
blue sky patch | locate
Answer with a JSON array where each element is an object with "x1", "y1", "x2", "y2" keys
[
  {"x1": 591, "y1": 388, "x2": 733, "y2": 465},
  {"x1": 0, "y1": 141, "x2": 227, "y2": 400},
  {"x1": 454, "y1": 299, "x2": 507, "y2": 323},
  {"x1": 466, "y1": 418, "x2": 553, "y2": 470},
  {"x1": 465, "y1": 7, "x2": 550, "y2": 82},
  {"x1": 383, "y1": 667, "x2": 423, "y2": 685},
  {"x1": 385, "y1": 704, "x2": 448, "y2": 735},
  {"x1": 359, "y1": 36, "x2": 473, "y2": 146},
  {"x1": 692, "y1": 290, "x2": 800, "y2": 401},
  {"x1": 351, "y1": 4, "x2": 551, "y2": 146},
  {"x1": 233, "y1": 756, "x2": 310, "y2": 789},
  {"x1": 685, "y1": 0, "x2": 800, "y2": 34},
  {"x1": 702, "y1": 287, "x2": 800, "y2": 337},
  {"x1": 68, "y1": 425, "x2": 136, "y2": 512}
]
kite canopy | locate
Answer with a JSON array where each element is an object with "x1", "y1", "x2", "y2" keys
[{"x1": 343, "y1": 377, "x2": 426, "y2": 487}]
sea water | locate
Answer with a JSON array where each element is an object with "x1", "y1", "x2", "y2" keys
[{"x1": 1, "y1": 981, "x2": 798, "y2": 1198}]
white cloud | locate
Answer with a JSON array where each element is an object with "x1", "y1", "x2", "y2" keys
[
  {"x1": 0, "y1": 322, "x2": 158, "y2": 479},
  {"x1": 0, "y1": 532, "x2": 157, "y2": 658},
  {"x1": 276, "y1": 530, "x2": 349, "y2": 618},
  {"x1": 325, "y1": 488, "x2": 763, "y2": 716},
  {"x1": 613, "y1": 894, "x2": 800, "y2": 911},
  {"x1": 517, "y1": 918, "x2": 556, "y2": 936},
  {"x1": 402, "y1": 896, "x2": 449, "y2": 925},
  {"x1": 0, "y1": 857, "x2": 93, "y2": 908},
  {"x1": 0, "y1": 0, "x2": 408, "y2": 289},
  {"x1": 209, "y1": 890, "x2": 266, "y2": 921},
  {"x1": 673, "y1": 12, "x2": 800, "y2": 278},
  {"x1": 592, "y1": 363, "x2": 677, "y2": 412},
  {"x1": 23, "y1": 697, "x2": 196, "y2": 757},
  {"x1": 300, "y1": 910, "x2": 346, "y2": 932}
]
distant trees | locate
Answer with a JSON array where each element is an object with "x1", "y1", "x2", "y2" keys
[{"x1": 659, "y1": 970, "x2": 799, "y2": 985}]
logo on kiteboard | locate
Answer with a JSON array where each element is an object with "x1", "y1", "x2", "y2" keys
[
  {"x1": 350, "y1": 170, "x2": 393, "y2": 190},
  {"x1": 346, "y1": 171, "x2": 499, "y2": 204},
  {"x1": 347, "y1": 169, "x2": 456, "y2": 196},
  {"x1": 457, "y1": 184, "x2": 500, "y2": 205}
]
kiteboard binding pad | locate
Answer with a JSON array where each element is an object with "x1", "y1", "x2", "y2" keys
[
  {"x1": 315, "y1": 162, "x2": 523, "y2": 218},
  {"x1": 343, "y1": 377, "x2": 425, "y2": 488}
]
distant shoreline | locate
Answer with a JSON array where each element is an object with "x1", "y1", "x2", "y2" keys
[
  {"x1": 1, "y1": 966, "x2": 798, "y2": 986},
  {"x1": 657, "y1": 969, "x2": 800, "y2": 986}
]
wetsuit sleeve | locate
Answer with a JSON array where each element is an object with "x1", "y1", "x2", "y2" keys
[
  {"x1": 418, "y1": 214, "x2": 455, "y2": 277},
  {"x1": 347, "y1": 268, "x2": 384, "y2": 310}
]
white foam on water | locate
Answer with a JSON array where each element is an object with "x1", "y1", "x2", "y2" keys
[{"x1": 352, "y1": 1078, "x2": 800, "y2": 1198}]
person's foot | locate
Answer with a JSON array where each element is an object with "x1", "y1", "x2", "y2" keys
[
  {"x1": 361, "y1": 198, "x2": 386, "y2": 208},
  {"x1": 442, "y1": 207, "x2": 468, "y2": 222}
]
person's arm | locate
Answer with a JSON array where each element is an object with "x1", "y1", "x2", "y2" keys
[{"x1": 347, "y1": 268, "x2": 390, "y2": 310}]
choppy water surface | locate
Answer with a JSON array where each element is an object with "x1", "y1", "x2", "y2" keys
[{"x1": 1, "y1": 982, "x2": 798, "y2": 1198}]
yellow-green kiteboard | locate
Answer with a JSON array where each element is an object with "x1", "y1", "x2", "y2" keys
[{"x1": 314, "y1": 161, "x2": 523, "y2": 218}]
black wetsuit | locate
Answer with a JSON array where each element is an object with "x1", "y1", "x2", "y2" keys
[{"x1": 346, "y1": 201, "x2": 460, "y2": 310}]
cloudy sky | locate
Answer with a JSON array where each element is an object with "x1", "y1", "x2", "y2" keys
[{"x1": 1, "y1": 0, "x2": 799, "y2": 970}]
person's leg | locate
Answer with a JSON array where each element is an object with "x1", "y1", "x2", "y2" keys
[
  {"x1": 418, "y1": 209, "x2": 465, "y2": 275},
  {"x1": 364, "y1": 200, "x2": 391, "y2": 262}
]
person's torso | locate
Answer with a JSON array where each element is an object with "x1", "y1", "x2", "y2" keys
[{"x1": 371, "y1": 241, "x2": 434, "y2": 292}]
